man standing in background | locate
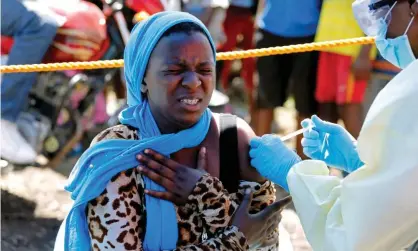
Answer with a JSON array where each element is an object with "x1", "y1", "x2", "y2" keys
[{"x1": 252, "y1": 0, "x2": 321, "y2": 158}]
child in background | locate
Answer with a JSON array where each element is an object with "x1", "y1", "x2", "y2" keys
[
  {"x1": 314, "y1": 0, "x2": 376, "y2": 139},
  {"x1": 252, "y1": 0, "x2": 321, "y2": 159}
]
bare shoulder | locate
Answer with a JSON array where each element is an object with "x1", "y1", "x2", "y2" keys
[
  {"x1": 211, "y1": 113, "x2": 254, "y2": 136},
  {"x1": 235, "y1": 117, "x2": 266, "y2": 183},
  {"x1": 90, "y1": 124, "x2": 139, "y2": 147},
  {"x1": 235, "y1": 116, "x2": 256, "y2": 141},
  {"x1": 213, "y1": 113, "x2": 265, "y2": 183}
]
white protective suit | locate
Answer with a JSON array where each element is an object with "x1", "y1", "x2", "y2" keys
[{"x1": 287, "y1": 59, "x2": 418, "y2": 251}]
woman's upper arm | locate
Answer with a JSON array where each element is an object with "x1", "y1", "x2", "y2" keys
[
  {"x1": 236, "y1": 117, "x2": 266, "y2": 183},
  {"x1": 236, "y1": 117, "x2": 277, "y2": 211},
  {"x1": 235, "y1": 118, "x2": 279, "y2": 248}
]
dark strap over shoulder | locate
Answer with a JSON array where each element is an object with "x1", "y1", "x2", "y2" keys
[
  {"x1": 250, "y1": 0, "x2": 259, "y2": 16},
  {"x1": 219, "y1": 114, "x2": 240, "y2": 193}
]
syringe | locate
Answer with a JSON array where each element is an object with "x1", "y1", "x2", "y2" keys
[{"x1": 280, "y1": 127, "x2": 311, "y2": 142}]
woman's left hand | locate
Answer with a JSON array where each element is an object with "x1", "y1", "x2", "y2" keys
[
  {"x1": 249, "y1": 135, "x2": 301, "y2": 191},
  {"x1": 136, "y1": 147, "x2": 207, "y2": 206}
]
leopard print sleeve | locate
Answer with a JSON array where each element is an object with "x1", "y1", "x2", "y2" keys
[
  {"x1": 184, "y1": 174, "x2": 235, "y2": 233},
  {"x1": 174, "y1": 226, "x2": 248, "y2": 251},
  {"x1": 89, "y1": 124, "x2": 139, "y2": 147},
  {"x1": 236, "y1": 181, "x2": 279, "y2": 251},
  {"x1": 236, "y1": 180, "x2": 276, "y2": 214},
  {"x1": 86, "y1": 168, "x2": 146, "y2": 251},
  {"x1": 185, "y1": 175, "x2": 276, "y2": 230},
  {"x1": 87, "y1": 125, "x2": 147, "y2": 250},
  {"x1": 185, "y1": 175, "x2": 279, "y2": 251}
]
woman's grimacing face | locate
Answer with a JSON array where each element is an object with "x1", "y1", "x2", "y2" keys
[
  {"x1": 143, "y1": 31, "x2": 215, "y2": 131},
  {"x1": 387, "y1": 0, "x2": 418, "y2": 56}
]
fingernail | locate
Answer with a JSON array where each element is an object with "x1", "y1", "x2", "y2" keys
[
  {"x1": 144, "y1": 149, "x2": 150, "y2": 154},
  {"x1": 144, "y1": 189, "x2": 149, "y2": 194},
  {"x1": 201, "y1": 147, "x2": 206, "y2": 154},
  {"x1": 137, "y1": 155, "x2": 143, "y2": 160},
  {"x1": 138, "y1": 166, "x2": 143, "y2": 171}
]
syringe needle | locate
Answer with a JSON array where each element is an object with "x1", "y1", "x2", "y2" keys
[{"x1": 280, "y1": 127, "x2": 310, "y2": 142}]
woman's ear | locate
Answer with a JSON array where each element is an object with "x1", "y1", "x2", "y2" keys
[
  {"x1": 412, "y1": 0, "x2": 418, "y2": 16},
  {"x1": 141, "y1": 80, "x2": 148, "y2": 93},
  {"x1": 140, "y1": 84, "x2": 148, "y2": 93}
]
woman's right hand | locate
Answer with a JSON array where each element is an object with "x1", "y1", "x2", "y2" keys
[
  {"x1": 231, "y1": 189, "x2": 292, "y2": 246},
  {"x1": 136, "y1": 148, "x2": 207, "y2": 206}
]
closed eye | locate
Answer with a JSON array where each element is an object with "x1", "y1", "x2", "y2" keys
[
  {"x1": 164, "y1": 68, "x2": 184, "y2": 75},
  {"x1": 197, "y1": 62, "x2": 214, "y2": 75},
  {"x1": 199, "y1": 68, "x2": 213, "y2": 75},
  {"x1": 166, "y1": 69, "x2": 182, "y2": 73}
]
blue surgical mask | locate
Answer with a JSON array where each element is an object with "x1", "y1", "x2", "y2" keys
[{"x1": 375, "y1": 10, "x2": 416, "y2": 69}]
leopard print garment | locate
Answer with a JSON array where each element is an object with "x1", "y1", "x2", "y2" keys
[{"x1": 86, "y1": 125, "x2": 280, "y2": 251}]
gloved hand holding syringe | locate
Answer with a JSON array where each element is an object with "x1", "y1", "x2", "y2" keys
[{"x1": 248, "y1": 126, "x2": 313, "y2": 191}]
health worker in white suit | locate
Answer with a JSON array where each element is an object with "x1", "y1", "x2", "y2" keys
[{"x1": 248, "y1": 0, "x2": 418, "y2": 251}]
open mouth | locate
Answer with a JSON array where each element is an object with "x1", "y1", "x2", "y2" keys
[
  {"x1": 180, "y1": 98, "x2": 201, "y2": 105},
  {"x1": 178, "y1": 98, "x2": 203, "y2": 111}
]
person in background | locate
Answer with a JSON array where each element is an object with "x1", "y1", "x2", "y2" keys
[
  {"x1": 251, "y1": 0, "x2": 321, "y2": 158},
  {"x1": 162, "y1": 0, "x2": 183, "y2": 11},
  {"x1": 314, "y1": 0, "x2": 376, "y2": 142},
  {"x1": 182, "y1": 0, "x2": 230, "y2": 49},
  {"x1": 217, "y1": 0, "x2": 259, "y2": 113},
  {"x1": 363, "y1": 51, "x2": 401, "y2": 115},
  {"x1": 1, "y1": 0, "x2": 61, "y2": 164}
]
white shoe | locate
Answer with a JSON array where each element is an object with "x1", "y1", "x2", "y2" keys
[{"x1": 0, "y1": 119, "x2": 37, "y2": 165}]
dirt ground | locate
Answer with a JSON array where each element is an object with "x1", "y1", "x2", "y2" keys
[
  {"x1": 0, "y1": 103, "x2": 312, "y2": 251},
  {"x1": 1, "y1": 165, "x2": 72, "y2": 251}
]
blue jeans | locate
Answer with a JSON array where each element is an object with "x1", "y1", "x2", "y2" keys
[{"x1": 1, "y1": 0, "x2": 58, "y2": 122}]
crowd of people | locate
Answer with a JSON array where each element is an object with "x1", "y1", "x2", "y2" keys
[
  {"x1": 165, "y1": 0, "x2": 403, "y2": 167},
  {"x1": 2, "y1": 0, "x2": 418, "y2": 251},
  {"x1": 0, "y1": 0, "x2": 401, "y2": 168}
]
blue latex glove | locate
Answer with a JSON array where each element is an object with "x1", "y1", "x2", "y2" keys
[
  {"x1": 249, "y1": 134, "x2": 301, "y2": 192},
  {"x1": 301, "y1": 115, "x2": 364, "y2": 173}
]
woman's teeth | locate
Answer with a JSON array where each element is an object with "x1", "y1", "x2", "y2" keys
[{"x1": 180, "y1": 99, "x2": 199, "y2": 105}]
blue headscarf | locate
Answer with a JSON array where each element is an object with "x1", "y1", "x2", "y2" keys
[{"x1": 54, "y1": 11, "x2": 216, "y2": 251}]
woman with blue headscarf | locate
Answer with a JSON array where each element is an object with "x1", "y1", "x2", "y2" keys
[{"x1": 54, "y1": 11, "x2": 291, "y2": 251}]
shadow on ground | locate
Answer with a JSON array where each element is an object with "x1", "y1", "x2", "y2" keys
[{"x1": 1, "y1": 190, "x2": 62, "y2": 251}]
